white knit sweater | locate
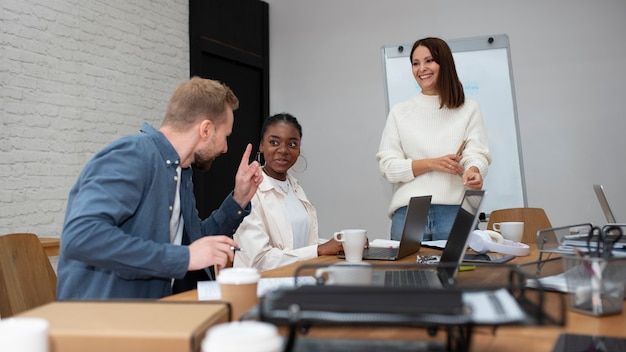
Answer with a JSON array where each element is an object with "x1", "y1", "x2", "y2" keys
[{"x1": 376, "y1": 94, "x2": 491, "y2": 218}]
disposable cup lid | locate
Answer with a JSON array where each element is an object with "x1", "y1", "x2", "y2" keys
[
  {"x1": 217, "y1": 267, "x2": 260, "y2": 285},
  {"x1": 0, "y1": 317, "x2": 49, "y2": 336},
  {"x1": 202, "y1": 321, "x2": 282, "y2": 352}
]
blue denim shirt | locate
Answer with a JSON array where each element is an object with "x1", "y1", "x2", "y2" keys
[{"x1": 57, "y1": 122, "x2": 250, "y2": 300}]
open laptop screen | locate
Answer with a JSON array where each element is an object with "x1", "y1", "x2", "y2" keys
[
  {"x1": 593, "y1": 184, "x2": 617, "y2": 223},
  {"x1": 437, "y1": 190, "x2": 485, "y2": 285}
]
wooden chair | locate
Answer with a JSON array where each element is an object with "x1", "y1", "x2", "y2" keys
[
  {"x1": 0, "y1": 233, "x2": 57, "y2": 318},
  {"x1": 486, "y1": 208, "x2": 553, "y2": 245}
]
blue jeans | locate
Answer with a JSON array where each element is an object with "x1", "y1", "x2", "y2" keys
[{"x1": 390, "y1": 204, "x2": 460, "y2": 241}]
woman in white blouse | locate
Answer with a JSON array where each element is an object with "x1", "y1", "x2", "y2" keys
[{"x1": 233, "y1": 113, "x2": 342, "y2": 271}]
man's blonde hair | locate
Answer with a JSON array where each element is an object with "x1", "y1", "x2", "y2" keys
[{"x1": 162, "y1": 77, "x2": 239, "y2": 130}]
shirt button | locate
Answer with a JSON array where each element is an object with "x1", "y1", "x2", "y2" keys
[
  {"x1": 169, "y1": 205, "x2": 173, "y2": 211},
  {"x1": 237, "y1": 210, "x2": 242, "y2": 215},
  {"x1": 166, "y1": 160, "x2": 171, "y2": 165},
  {"x1": 174, "y1": 175, "x2": 178, "y2": 181},
  {"x1": 175, "y1": 160, "x2": 180, "y2": 165}
]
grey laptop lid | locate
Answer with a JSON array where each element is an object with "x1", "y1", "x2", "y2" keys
[
  {"x1": 377, "y1": 190, "x2": 485, "y2": 288},
  {"x1": 436, "y1": 190, "x2": 486, "y2": 285},
  {"x1": 357, "y1": 195, "x2": 431, "y2": 261},
  {"x1": 395, "y1": 195, "x2": 432, "y2": 259},
  {"x1": 593, "y1": 184, "x2": 617, "y2": 223}
]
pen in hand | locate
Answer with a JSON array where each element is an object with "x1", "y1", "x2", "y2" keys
[
  {"x1": 456, "y1": 139, "x2": 467, "y2": 156},
  {"x1": 230, "y1": 246, "x2": 243, "y2": 252}
]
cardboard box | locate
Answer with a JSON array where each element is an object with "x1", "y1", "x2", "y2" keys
[{"x1": 17, "y1": 301, "x2": 229, "y2": 352}]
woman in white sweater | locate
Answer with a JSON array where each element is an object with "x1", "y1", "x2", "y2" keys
[
  {"x1": 377, "y1": 37, "x2": 491, "y2": 241},
  {"x1": 233, "y1": 113, "x2": 343, "y2": 271}
]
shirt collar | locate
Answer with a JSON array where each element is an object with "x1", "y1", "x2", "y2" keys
[{"x1": 140, "y1": 122, "x2": 181, "y2": 168}]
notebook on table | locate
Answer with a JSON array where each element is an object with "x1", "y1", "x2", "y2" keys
[
  {"x1": 356, "y1": 195, "x2": 432, "y2": 261},
  {"x1": 375, "y1": 190, "x2": 486, "y2": 288}
]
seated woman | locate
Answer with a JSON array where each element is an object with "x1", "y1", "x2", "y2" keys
[{"x1": 233, "y1": 113, "x2": 342, "y2": 271}]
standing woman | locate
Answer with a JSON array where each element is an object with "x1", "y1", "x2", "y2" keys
[
  {"x1": 377, "y1": 37, "x2": 491, "y2": 241},
  {"x1": 233, "y1": 113, "x2": 342, "y2": 271}
]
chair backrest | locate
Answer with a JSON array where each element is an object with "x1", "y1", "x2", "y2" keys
[
  {"x1": 0, "y1": 233, "x2": 57, "y2": 318},
  {"x1": 486, "y1": 208, "x2": 553, "y2": 245}
]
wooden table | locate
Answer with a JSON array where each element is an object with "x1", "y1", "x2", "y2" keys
[
  {"x1": 163, "y1": 246, "x2": 626, "y2": 351},
  {"x1": 38, "y1": 237, "x2": 60, "y2": 256}
]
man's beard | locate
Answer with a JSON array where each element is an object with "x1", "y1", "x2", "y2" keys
[{"x1": 192, "y1": 151, "x2": 217, "y2": 172}]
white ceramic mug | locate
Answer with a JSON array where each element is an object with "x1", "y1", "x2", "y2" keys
[
  {"x1": 314, "y1": 262, "x2": 373, "y2": 285},
  {"x1": 333, "y1": 229, "x2": 367, "y2": 262},
  {"x1": 0, "y1": 317, "x2": 49, "y2": 352},
  {"x1": 217, "y1": 268, "x2": 261, "y2": 321},
  {"x1": 493, "y1": 221, "x2": 524, "y2": 243}
]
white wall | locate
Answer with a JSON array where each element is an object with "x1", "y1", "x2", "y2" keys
[
  {"x1": 264, "y1": 0, "x2": 626, "y2": 239},
  {"x1": 1, "y1": 1, "x2": 189, "y2": 237},
  {"x1": 3, "y1": 0, "x2": 626, "y2": 245}
]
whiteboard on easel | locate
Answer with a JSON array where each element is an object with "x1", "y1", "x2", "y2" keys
[{"x1": 382, "y1": 34, "x2": 526, "y2": 214}]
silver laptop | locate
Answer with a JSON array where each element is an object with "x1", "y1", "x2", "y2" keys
[
  {"x1": 375, "y1": 190, "x2": 486, "y2": 288},
  {"x1": 594, "y1": 184, "x2": 617, "y2": 223},
  {"x1": 341, "y1": 195, "x2": 431, "y2": 261}
]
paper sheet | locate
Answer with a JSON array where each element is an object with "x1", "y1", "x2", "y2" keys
[
  {"x1": 369, "y1": 239, "x2": 399, "y2": 248},
  {"x1": 370, "y1": 239, "x2": 448, "y2": 249},
  {"x1": 421, "y1": 240, "x2": 447, "y2": 249},
  {"x1": 463, "y1": 288, "x2": 526, "y2": 324}
]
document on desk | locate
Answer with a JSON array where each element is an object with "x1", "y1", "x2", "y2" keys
[
  {"x1": 463, "y1": 288, "x2": 526, "y2": 324},
  {"x1": 369, "y1": 239, "x2": 447, "y2": 249},
  {"x1": 421, "y1": 240, "x2": 447, "y2": 249},
  {"x1": 197, "y1": 276, "x2": 317, "y2": 300},
  {"x1": 369, "y1": 239, "x2": 399, "y2": 248},
  {"x1": 525, "y1": 273, "x2": 569, "y2": 293}
]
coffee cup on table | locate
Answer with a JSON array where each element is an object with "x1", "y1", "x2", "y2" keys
[
  {"x1": 333, "y1": 229, "x2": 367, "y2": 262},
  {"x1": 202, "y1": 321, "x2": 283, "y2": 352},
  {"x1": 0, "y1": 317, "x2": 49, "y2": 352},
  {"x1": 493, "y1": 221, "x2": 524, "y2": 243},
  {"x1": 217, "y1": 267, "x2": 260, "y2": 321}
]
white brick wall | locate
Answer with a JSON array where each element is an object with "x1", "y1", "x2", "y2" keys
[{"x1": 0, "y1": 0, "x2": 189, "y2": 239}]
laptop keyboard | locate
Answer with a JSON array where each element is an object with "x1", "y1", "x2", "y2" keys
[
  {"x1": 365, "y1": 247, "x2": 398, "y2": 258},
  {"x1": 384, "y1": 270, "x2": 433, "y2": 288}
]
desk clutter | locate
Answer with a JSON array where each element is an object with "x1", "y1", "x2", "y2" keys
[
  {"x1": 221, "y1": 262, "x2": 563, "y2": 352},
  {"x1": 528, "y1": 223, "x2": 626, "y2": 316}
]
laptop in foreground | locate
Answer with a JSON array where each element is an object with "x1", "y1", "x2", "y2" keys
[{"x1": 375, "y1": 190, "x2": 486, "y2": 288}]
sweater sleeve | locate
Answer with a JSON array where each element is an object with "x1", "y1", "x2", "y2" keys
[
  {"x1": 459, "y1": 100, "x2": 491, "y2": 177},
  {"x1": 376, "y1": 108, "x2": 416, "y2": 183}
]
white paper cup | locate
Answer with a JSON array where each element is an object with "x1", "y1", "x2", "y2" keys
[
  {"x1": 0, "y1": 317, "x2": 49, "y2": 352},
  {"x1": 202, "y1": 321, "x2": 283, "y2": 352},
  {"x1": 217, "y1": 268, "x2": 260, "y2": 320},
  {"x1": 493, "y1": 222, "x2": 524, "y2": 243},
  {"x1": 333, "y1": 229, "x2": 367, "y2": 262},
  {"x1": 315, "y1": 262, "x2": 373, "y2": 285}
]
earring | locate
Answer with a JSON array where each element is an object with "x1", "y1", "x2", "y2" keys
[
  {"x1": 292, "y1": 154, "x2": 308, "y2": 173},
  {"x1": 256, "y1": 151, "x2": 262, "y2": 164}
]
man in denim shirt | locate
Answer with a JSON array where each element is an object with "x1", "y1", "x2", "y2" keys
[{"x1": 57, "y1": 77, "x2": 263, "y2": 300}]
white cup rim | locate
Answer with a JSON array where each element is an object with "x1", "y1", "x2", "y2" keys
[
  {"x1": 332, "y1": 261, "x2": 371, "y2": 267},
  {"x1": 202, "y1": 321, "x2": 282, "y2": 351},
  {"x1": 217, "y1": 268, "x2": 260, "y2": 285}
]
